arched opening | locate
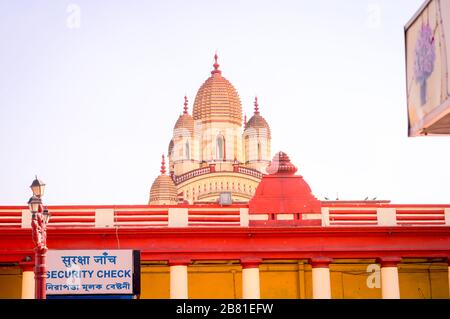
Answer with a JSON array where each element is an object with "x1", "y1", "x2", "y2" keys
[
  {"x1": 257, "y1": 142, "x2": 261, "y2": 161},
  {"x1": 185, "y1": 140, "x2": 190, "y2": 160},
  {"x1": 216, "y1": 135, "x2": 225, "y2": 160},
  {"x1": 244, "y1": 135, "x2": 249, "y2": 163}
]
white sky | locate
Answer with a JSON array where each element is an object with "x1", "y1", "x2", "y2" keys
[{"x1": 1, "y1": 0, "x2": 449, "y2": 206}]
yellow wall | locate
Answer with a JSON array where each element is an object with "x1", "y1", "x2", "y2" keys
[
  {"x1": 139, "y1": 260, "x2": 449, "y2": 299},
  {"x1": 188, "y1": 264, "x2": 241, "y2": 299},
  {"x1": 399, "y1": 263, "x2": 449, "y2": 299},
  {"x1": 330, "y1": 263, "x2": 382, "y2": 299},
  {"x1": 0, "y1": 261, "x2": 448, "y2": 299},
  {"x1": 141, "y1": 265, "x2": 170, "y2": 299},
  {"x1": 0, "y1": 267, "x2": 21, "y2": 299}
]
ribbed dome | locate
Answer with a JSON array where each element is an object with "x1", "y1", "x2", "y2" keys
[
  {"x1": 149, "y1": 175, "x2": 178, "y2": 204},
  {"x1": 193, "y1": 54, "x2": 242, "y2": 126},
  {"x1": 149, "y1": 155, "x2": 178, "y2": 205},
  {"x1": 174, "y1": 114, "x2": 194, "y2": 133},
  {"x1": 245, "y1": 97, "x2": 271, "y2": 138},
  {"x1": 174, "y1": 96, "x2": 194, "y2": 134}
]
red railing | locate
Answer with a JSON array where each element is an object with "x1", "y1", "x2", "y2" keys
[
  {"x1": 235, "y1": 166, "x2": 263, "y2": 179},
  {"x1": 173, "y1": 167, "x2": 211, "y2": 184},
  {"x1": 188, "y1": 209, "x2": 241, "y2": 227},
  {"x1": 0, "y1": 205, "x2": 448, "y2": 228},
  {"x1": 172, "y1": 165, "x2": 263, "y2": 185},
  {"x1": 328, "y1": 209, "x2": 378, "y2": 226},
  {"x1": 114, "y1": 209, "x2": 169, "y2": 227},
  {"x1": 395, "y1": 209, "x2": 446, "y2": 226}
]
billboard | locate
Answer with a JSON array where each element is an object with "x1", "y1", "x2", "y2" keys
[
  {"x1": 46, "y1": 249, "x2": 140, "y2": 296},
  {"x1": 406, "y1": 0, "x2": 450, "y2": 136}
]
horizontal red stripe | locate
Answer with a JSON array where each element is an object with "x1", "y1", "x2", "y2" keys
[
  {"x1": 115, "y1": 217, "x2": 168, "y2": 222},
  {"x1": 47, "y1": 225, "x2": 95, "y2": 228},
  {"x1": 0, "y1": 212, "x2": 22, "y2": 216},
  {"x1": 188, "y1": 217, "x2": 241, "y2": 222},
  {"x1": 0, "y1": 218, "x2": 21, "y2": 223},
  {"x1": 329, "y1": 210, "x2": 377, "y2": 215},
  {"x1": 188, "y1": 211, "x2": 240, "y2": 216},
  {"x1": 114, "y1": 211, "x2": 168, "y2": 216},
  {"x1": 188, "y1": 223, "x2": 240, "y2": 226},
  {"x1": 330, "y1": 216, "x2": 377, "y2": 221},
  {"x1": 0, "y1": 224, "x2": 21, "y2": 227},
  {"x1": 396, "y1": 216, "x2": 445, "y2": 221},
  {"x1": 49, "y1": 218, "x2": 96, "y2": 223},
  {"x1": 329, "y1": 222, "x2": 377, "y2": 226},
  {"x1": 115, "y1": 224, "x2": 167, "y2": 227},
  {"x1": 49, "y1": 211, "x2": 95, "y2": 216},
  {"x1": 397, "y1": 222, "x2": 445, "y2": 226},
  {"x1": 396, "y1": 210, "x2": 445, "y2": 215}
]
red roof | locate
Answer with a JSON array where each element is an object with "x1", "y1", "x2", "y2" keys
[{"x1": 249, "y1": 151, "x2": 321, "y2": 215}]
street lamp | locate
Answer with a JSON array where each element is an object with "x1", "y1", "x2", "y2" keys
[
  {"x1": 30, "y1": 176, "x2": 46, "y2": 198},
  {"x1": 28, "y1": 176, "x2": 50, "y2": 299}
]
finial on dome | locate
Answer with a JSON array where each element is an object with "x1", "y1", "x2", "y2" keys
[
  {"x1": 254, "y1": 96, "x2": 260, "y2": 115},
  {"x1": 266, "y1": 151, "x2": 298, "y2": 175},
  {"x1": 244, "y1": 113, "x2": 247, "y2": 126},
  {"x1": 160, "y1": 154, "x2": 166, "y2": 175},
  {"x1": 211, "y1": 52, "x2": 221, "y2": 75},
  {"x1": 183, "y1": 95, "x2": 188, "y2": 115}
]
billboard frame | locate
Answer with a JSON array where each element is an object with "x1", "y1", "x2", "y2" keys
[{"x1": 405, "y1": 0, "x2": 450, "y2": 136}]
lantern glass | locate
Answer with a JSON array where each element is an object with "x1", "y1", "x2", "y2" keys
[
  {"x1": 43, "y1": 208, "x2": 50, "y2": 224},
  {"x1": 28, "y1": 196, "x2": 42, "y2": 213},
  {"x1": 30, "y1": 177, "x2": 45, "y2": 197}
]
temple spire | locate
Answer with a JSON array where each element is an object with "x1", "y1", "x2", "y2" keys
[
  {"x1": 254, "y1": 96, "x2": 260, "y2": 115},
  {"x1": 211, "y1": 53, "x2": 221, "y2": 75},
  {"x1": 183, "y1": 95, "x2": 188, "y2": 115},
  {"x1": 160, "y1": 154, "x2": 166, "y2": 175}
]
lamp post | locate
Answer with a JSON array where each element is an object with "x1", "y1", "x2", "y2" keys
[{"x1": 28, "y1": 176, "x2": 50, "y2": 299}]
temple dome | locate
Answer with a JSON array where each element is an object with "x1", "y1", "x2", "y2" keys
[
  {"x1": 192, "y1": 54, "x2": 242, "y2": 126},
  {"x1": 174, "y1": 96, "x2": 194, "y2": 134},
  {"x1": 174, "y1": 114, "x2": 194, "y2": 132},
  {"x1": 149, "y1": 155, "x2": 178, "y2": 205},
  {"x1": 245, "y1": 97, "x2": 271, "y2": 138}
]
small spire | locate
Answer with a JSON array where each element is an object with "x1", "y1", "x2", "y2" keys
[
  {"x1": 211, "y1": 52, "x2": 221, "y2": 75},
  {"x1": 160, "y1": 154, "x2": 166, "y2": 175},
  {"x1": 183, "y1": 95, "x2": 188, "y2": 115},
  {"x1": 254, "y1": 96, "x2": 260, "y2": 115},
  {"x1": 244, "y1": 113, "x2": 247, "y2": 126},
  {"x1": 266, "y1": 151, "x2": 298, "y2": 175}
]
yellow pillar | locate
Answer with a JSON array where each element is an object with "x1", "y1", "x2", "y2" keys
[
  {"x1": 310, "y1": 257, "x2": 332, "y2": 299},
  {"x1": 20, "y1": 263, "x2": 35, "y2": 299},
  {"x1": 169, "y1": 260, "x2": 189, "y2": 299},
  {"x1": 241, "y1": 259, "x2": 261, "y2": 299},
  {"x1": 377, "y1": 257, "x2": 401, "y2": 299},
  {"x1": 447, "y1": 258, "x2": 450, "y2": 297}
]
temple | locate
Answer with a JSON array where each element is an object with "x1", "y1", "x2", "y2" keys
[
  {"x1": 150, "y1": 54, "x2": 270, "y2": 204},
  {"x1": 0, "y1": 55, "x2": 450, "y2": 299}
]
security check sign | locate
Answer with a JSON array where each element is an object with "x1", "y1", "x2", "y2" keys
[{"x1": 46, "y1": 249, "x2": 134, "y2": 295}]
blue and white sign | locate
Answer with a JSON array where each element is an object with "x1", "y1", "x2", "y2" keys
[{"x1": 46, "y1": 249, "x2": 137, "y2": 295}]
